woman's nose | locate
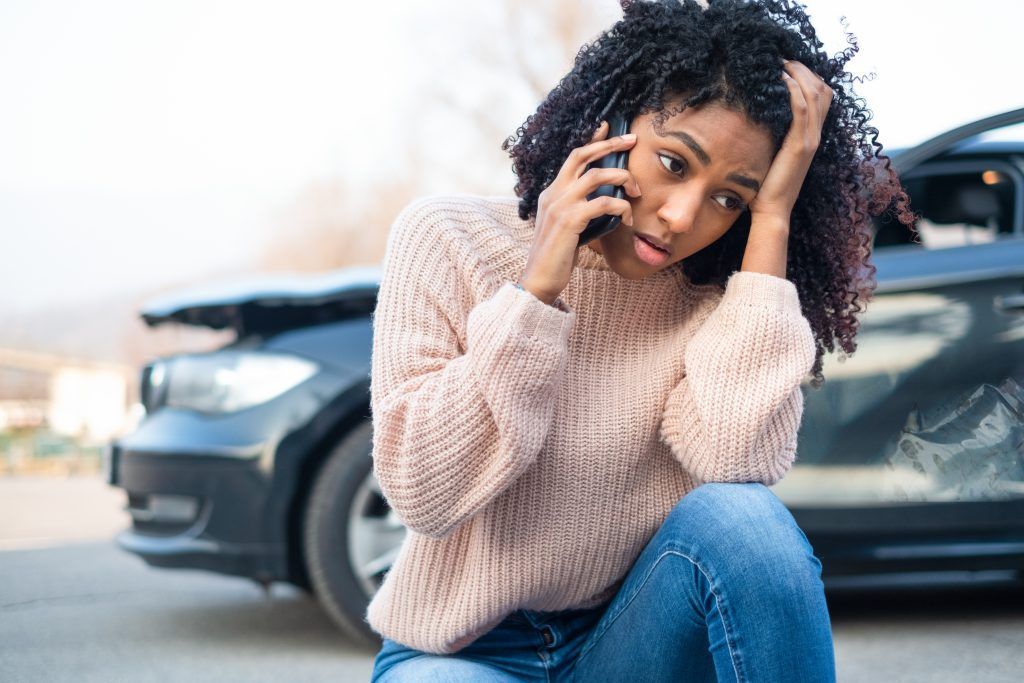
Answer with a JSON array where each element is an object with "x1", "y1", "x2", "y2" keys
[{"x1": 657, "y1": 190, "x2": 702, "y2": 234}]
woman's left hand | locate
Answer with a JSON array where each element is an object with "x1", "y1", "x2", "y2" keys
[{"x1": 747, "y1": 59, "x2": 834, "y2": 224}]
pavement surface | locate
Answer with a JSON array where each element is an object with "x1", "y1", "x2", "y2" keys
[{"x1": 2, "y1": 475, "x2": 1022, "y2": 682}]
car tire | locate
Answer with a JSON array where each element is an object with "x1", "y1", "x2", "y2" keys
[{"x1": 302, "y1": 419, "x2": 384, "y2": 650}]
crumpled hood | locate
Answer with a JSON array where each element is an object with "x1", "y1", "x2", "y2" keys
[{"x1": 139, "y1": 265, "x2": 382, "y2": 334}]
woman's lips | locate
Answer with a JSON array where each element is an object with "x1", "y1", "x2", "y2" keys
[
  {"x1": 633, "y1": 233, "x2": 671, "y2": 266},
  {"x1": 636, "y1": 232, "x2": 672, "y2": 253}
]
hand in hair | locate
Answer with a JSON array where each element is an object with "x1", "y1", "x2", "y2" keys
[{"x1": 748, "y1": 59, "x2": 835, "y2": 224}]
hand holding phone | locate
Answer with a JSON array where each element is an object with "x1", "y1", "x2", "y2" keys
[
  {"x1": 516, "y1": 117, "x2": 640, "y2": 306},
  {"x1": 578, "y1": 113, "x2": 633, "y2": 246}
]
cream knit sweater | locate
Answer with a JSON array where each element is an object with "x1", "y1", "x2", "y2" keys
[{"x1": 365, "y1": 193, "x2": 817, "y2": 655}]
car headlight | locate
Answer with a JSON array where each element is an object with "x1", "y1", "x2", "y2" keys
[{"x1": 142, "y1": 351, "x2": 319, "y2": 414}]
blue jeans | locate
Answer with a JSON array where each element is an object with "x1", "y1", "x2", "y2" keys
[{"x1": 369, "y1": 482, "x2": 836, "y2": 682}]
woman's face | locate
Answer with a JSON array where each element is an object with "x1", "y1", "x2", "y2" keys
[{"x1": 587, "y1": 101, "x2": 776, "y2": 279}]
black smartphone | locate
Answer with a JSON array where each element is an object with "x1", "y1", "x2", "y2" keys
[{"x1": 578, "y1": 112, "x2": 632, "y2": 247}]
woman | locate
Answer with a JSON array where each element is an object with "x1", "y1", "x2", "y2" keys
[{"x1": 367, "y1": 0, "x2": 914, "y2": 680}]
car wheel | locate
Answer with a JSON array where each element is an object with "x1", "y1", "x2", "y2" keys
[{"x1": 302, "y1": 419, "x2": 406, "y2": 649}]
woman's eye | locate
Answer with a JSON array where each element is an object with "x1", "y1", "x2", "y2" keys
[
  {"x1": 715, "y1": 195, "x2": 745, "y2": 211},
  {"x1": 660, "y1": 154, "x2": 746, "y2": 212},
  {"x1": 658, "y1": 154, "x2": 686, "y2": 176}
]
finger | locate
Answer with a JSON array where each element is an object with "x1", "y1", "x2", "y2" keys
[
  {"x1": 558, "y1": 133, "x2": 637, "y2": 184},
  {"x1": 783, "y1": 59, "x2": 820, "y2": 92},
  {"x1": 572, "y1": 166, "x2": 641, "y2": 200},
  {"x1": 577, "y1": 194, "x2": 634, "y2": 229},
  {"x1": 783, "y1": 63, "x2": 831, "y2": 147},
  {"x1": 781, "y1": 66, "x2": 810, "y2": 142},
  {"x1": 784, "y1": 60, "x2": 832, "y2": 121},
  {"x1": 591, "y1": 119, "x2": 608, "y2": 141}
]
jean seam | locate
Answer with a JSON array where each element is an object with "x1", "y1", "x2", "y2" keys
[
  {"x1": 518, "y1": 610, "x2": 555, "y2": 682},
  {"x1": 571, "y1": 545, "x2": 745, "y2": 683},
  {"x1": 520, "y1": 609, "x2": 542, "y2": 628}
]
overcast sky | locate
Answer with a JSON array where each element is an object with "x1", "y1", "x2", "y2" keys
[{"x1": 1, "y1": 0, "x2": 1018, "y2": 314}]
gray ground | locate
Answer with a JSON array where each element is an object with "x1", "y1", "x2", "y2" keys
[{"x1": 1, "y1": 476, "x2": 1022, "y2": 682}]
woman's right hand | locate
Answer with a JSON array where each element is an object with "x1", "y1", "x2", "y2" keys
[{"x1": 517, "y1": 120, "x2": 641, "y2": 306}]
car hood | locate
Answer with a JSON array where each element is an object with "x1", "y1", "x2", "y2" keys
[{"x1": 140, "y1": 265, "x2": 382, "y2": 334}]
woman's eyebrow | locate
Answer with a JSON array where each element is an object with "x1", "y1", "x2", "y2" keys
[
  {"x1": 726, "y1": 173, "x2": 760, "y2": 193},
  {"x1": 658, "y1": 128, "x2": 761, "y2": 193},
  {"x1": 661, "y1": 129, "x2": 712, "y2": 165}
]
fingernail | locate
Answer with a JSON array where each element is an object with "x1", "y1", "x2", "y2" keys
[{"x1": 622, "y1": 133, "x2": 636, "y2": 140}]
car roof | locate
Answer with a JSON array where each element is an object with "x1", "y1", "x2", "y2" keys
[{"x1": 887, "y1": 139, "x2": 1024, "y2": 164}]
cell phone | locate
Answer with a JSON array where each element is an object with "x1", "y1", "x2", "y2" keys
[{"x1": 578, "y1": 112, "x2": 632, "y2": 247}]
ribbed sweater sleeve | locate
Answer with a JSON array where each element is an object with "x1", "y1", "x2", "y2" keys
[
  {"x1": 659, "y1": 270, "x2": 816, "y2": 486},
  {"x1": 369, "y1": 197, "x2": 576, "y2": 539}
]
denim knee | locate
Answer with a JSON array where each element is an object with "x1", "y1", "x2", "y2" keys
[{"x1": 660, "y1": 482, "x2": 820, "y2": 580}]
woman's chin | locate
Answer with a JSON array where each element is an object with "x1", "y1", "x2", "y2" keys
[
  {"x1": 610, "y1": 252, "x2": 663, "y2": 279},
  {"x1": 591, "y1": 231, "x2": 672, "y2": 279}
]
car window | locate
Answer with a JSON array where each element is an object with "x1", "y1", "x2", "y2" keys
[
  {"x1": 872, "y1": 162, "x2": 1022, "y2": 250},
  {"x1": 871, "y1": 117, "x2": 1024, "y2": 252}
]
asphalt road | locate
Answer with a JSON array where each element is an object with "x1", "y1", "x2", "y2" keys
[{"x1": 2, "y1": 476, "x2": 1022, "y2": 682}]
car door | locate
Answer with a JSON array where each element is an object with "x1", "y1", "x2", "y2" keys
[{"x1": 771, "y1": 108, "x2": 1024, "y2": 582}]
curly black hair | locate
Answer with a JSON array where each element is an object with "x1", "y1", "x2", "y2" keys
[{"x1": 501, "y1": 0, "x2": 918, "y2": 389}]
